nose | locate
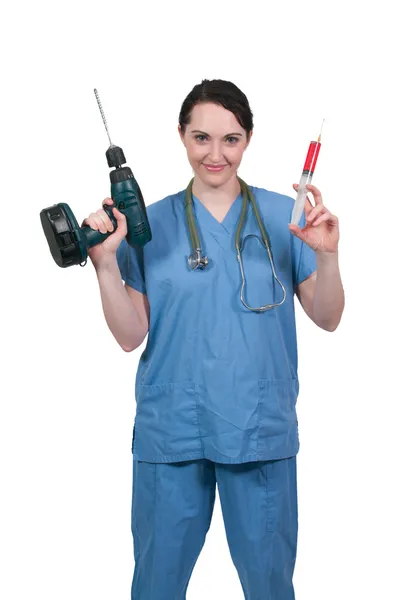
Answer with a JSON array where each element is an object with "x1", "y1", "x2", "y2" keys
[{"x1": 208, "y1": 141, "x2": 223, "y2": 163}]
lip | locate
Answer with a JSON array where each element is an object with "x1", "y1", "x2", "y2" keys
[{"x1": 203, "y1": 164, "x2": 227, "y2": 172}]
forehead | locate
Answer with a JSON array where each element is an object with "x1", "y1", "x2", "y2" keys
[{"x1": 188, "y1": 102, "x2": 244, "y2": 134}]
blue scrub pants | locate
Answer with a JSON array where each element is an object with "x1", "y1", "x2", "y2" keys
[{"x1": 131, "y1": 457, "x2": 298, "y2": 599}]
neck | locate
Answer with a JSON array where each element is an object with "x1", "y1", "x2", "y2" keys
[{"x1": 192, "y1": 174, "x2": 241, "y2": 208}]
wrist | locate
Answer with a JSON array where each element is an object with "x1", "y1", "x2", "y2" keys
[
  {"x1": 315, "y1": 247, "x2": 338, "y2": 256},
  {"x1": 315, "y1": 248, "x2": 339, "y2": 266},
  {"x1": 92, "y1": 254, "x2": 118, "y2": 274}
]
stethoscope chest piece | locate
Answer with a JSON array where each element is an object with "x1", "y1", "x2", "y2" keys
[{"x1": 188, "y1": 249, "x2": 209, "y2": 270}]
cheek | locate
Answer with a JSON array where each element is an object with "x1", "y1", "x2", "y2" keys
[
  {"x1": 186, "y1": 143, "x2": 204, "y2": 163},
  {"x1": 228, "y1": 147, "x2": 245, "y2": 164}
]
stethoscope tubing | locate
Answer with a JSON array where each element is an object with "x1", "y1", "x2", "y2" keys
[{"x1": 184, "y1": 177, "x2": 287, "y2": 311}]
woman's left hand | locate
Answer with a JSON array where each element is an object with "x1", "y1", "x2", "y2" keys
[{"x1": 288, "y1": 184, "x2": 339, "y2": 253}]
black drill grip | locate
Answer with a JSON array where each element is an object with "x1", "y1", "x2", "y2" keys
[{"x1": 103, "y1": 202, "x2": 118, "y2": 232}]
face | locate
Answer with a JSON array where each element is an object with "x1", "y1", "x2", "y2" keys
[{"x1": 178, "y1": 102, "x2": 252, "y2": 187}]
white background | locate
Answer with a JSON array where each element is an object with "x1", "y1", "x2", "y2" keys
[{"x1": 1, "y1": 1, "x2": 397, "y2": 598}]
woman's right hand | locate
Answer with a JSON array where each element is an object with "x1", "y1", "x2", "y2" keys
[{"x1": 82, "y1": 198, "x2": 127, "y2": 269}]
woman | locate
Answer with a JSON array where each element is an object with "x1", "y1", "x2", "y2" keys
[{"x1": 83, "y1": 79, "x2": 344, "y2": 599}]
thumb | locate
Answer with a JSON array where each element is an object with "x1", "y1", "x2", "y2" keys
[
  {"x1": 112, "y1": 207, "x2": 128, "y2": 234},
  {"x1": 112, "y1": 206, "x2": 127, "y2": 222},
  {"x1": 288, "y1": 224, "x2": 304, "y2": 240}
]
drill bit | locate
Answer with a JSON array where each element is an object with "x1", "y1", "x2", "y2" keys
[
  {"x1": 317, "y1": 118, "x2": 325, "y2": 142},
  {"x1": 94, "y1": 89, "x2": 114, "y2": 147}
]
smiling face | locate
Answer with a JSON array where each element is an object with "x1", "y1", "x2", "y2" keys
[{"x1": 179, "y1": 102, "x2": 252, "y2": 188}]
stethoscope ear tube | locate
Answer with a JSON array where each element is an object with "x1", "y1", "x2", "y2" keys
[{"x1": 242, "y1": 178, "x2": 271, "y2": 250}]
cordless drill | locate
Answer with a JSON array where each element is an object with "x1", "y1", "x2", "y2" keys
[{"x1": 40, "y1": 89, "x2": 152, "y2": 268}]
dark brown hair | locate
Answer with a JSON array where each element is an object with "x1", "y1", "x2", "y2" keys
[{"x1": 178, "y1": 79, "x2": 254, "y2": 138}]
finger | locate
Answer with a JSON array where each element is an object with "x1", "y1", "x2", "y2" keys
[
  {"x1": 112, "y1": 207, "x2": 128, "y2": 234},
  {"x1": 288, "y1": 224, "x2": 306, "y2": 241},
  {"x1": 112, "y1": 206, "x2": 126, "y2": 221},
  {"x1": 288, "y1": 223, "x2": 300, "y2": 234},
  {"x1": 311, "y1": 212, "x2": 330, "y2": 227},
  {"x1": 303, "y1": 195, "x2": 314, "y2": 219},
  {"x1": 102, "y1": 197, "x2": 114, "y2": 205},
  {"x1": 292, "y1": 183, "x2": 309, "y2": 198},
  {"x1": 305, "y1": 184, "x2": 323, "y2": 205},
  {"x1": 313, "y1": 212, "x2": 339, "y2": 227},
  {"x1": 96, "y1": 208, "x2": 115, "y2": 232},
  {"x1": 82, "y1": 213, "x2": 102, "y2": 230},
  {"x1": 89, "y1": 213, "x2": 107, "y2": 234},
  {"x1": 306, "y1": 184, "x2": 321, "y2": 195},
  {"x1": 307, "y1": 204, "x2": 325, "y2": 224}
]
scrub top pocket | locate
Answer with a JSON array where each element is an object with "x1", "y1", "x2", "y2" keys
[
  {"x1": 257, "y1": 379, "x2": 300, "y2": 457},
  {"x1": 134, "y1": 381, "x2": 203, "y2": 462}
]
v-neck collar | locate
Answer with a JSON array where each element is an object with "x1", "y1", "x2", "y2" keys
[{"x1": 192, "y1": 190, "x2": 243, "y2": 236}]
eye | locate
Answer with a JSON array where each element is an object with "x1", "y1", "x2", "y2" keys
[
  {"x1": 195, "y1": 134, "x2": 207, "y2": 142},
  {"x1": 226, "y1": 136, "x2": 239, "y2": 144}
]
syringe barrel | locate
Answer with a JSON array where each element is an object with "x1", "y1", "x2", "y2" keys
[{"x1": 290, "y1": 172, "x2": 313, "y2": 225}]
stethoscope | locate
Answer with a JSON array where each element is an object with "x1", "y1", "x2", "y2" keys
[{"x1": 183, "y1": 176, "x2": 287, "y2": 313}]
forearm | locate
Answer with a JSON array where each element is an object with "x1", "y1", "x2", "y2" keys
[
  {"x1": 313, "y1": 251, "x2": 345, "y2": 331},
  {"x1": 94, "y1": 257, "x2": 147, "y2": 351}
]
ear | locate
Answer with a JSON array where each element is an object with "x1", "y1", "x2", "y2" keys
[
  {"x1": 178, "y1": 124, "x2": 186, "y2": 146},
  {"x1": 245, "y1": 130, "x2": 253, "y2": 149}
]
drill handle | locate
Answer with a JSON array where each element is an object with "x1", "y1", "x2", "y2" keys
[
  {"x1": 81, "y1": 203, "x2": 118, "y2": 247},
  {"x1": 111, "y1": 174, "x2": 152, "y2": 247}
]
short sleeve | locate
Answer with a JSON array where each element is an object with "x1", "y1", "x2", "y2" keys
[
  {"x1": 292, "y1": 208, "x2": 317, "y2": 289},
  {"x1": 116, "y1": 239, "x2": 146, "y2": 295}
]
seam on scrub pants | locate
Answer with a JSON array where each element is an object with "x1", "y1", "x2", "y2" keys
[
  {"x1": 150, "y1": 462, "x2": 158, "y2": 600},
  {"x1": 131, "y1": 461, "x2": 140, "y2": 570},
  {"x1": 264, "y1": 461, "x2": 276, "y2": 533}
]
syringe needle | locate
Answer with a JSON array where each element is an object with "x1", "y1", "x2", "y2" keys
[
  {"x1": 317, "y1": 118, "x2": 325, "y2": 142},
  {"x1": 94, "y1": 88, "x2": 113, "y2": 147}
]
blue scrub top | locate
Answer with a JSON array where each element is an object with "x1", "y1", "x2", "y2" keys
[{"x1": 116, "y1": 184, "x2": 317, "y2": 464}]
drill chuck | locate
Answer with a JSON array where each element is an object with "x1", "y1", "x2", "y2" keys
[{"x1": 106, "y1": 145, "x2": 126, "y2": 168}]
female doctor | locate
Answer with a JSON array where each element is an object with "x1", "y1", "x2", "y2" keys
[{"x1": 83, "y1": 79, "x2": 345, "y2": 600}]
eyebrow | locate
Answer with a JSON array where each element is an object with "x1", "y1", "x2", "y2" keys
[{"x1": 191, "y1": 130, "x2": 243, "y2": 137}]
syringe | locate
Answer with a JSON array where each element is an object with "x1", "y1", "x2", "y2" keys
[{"x1": 290, "y1": 120, "x2": 324, "y2": 226}]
